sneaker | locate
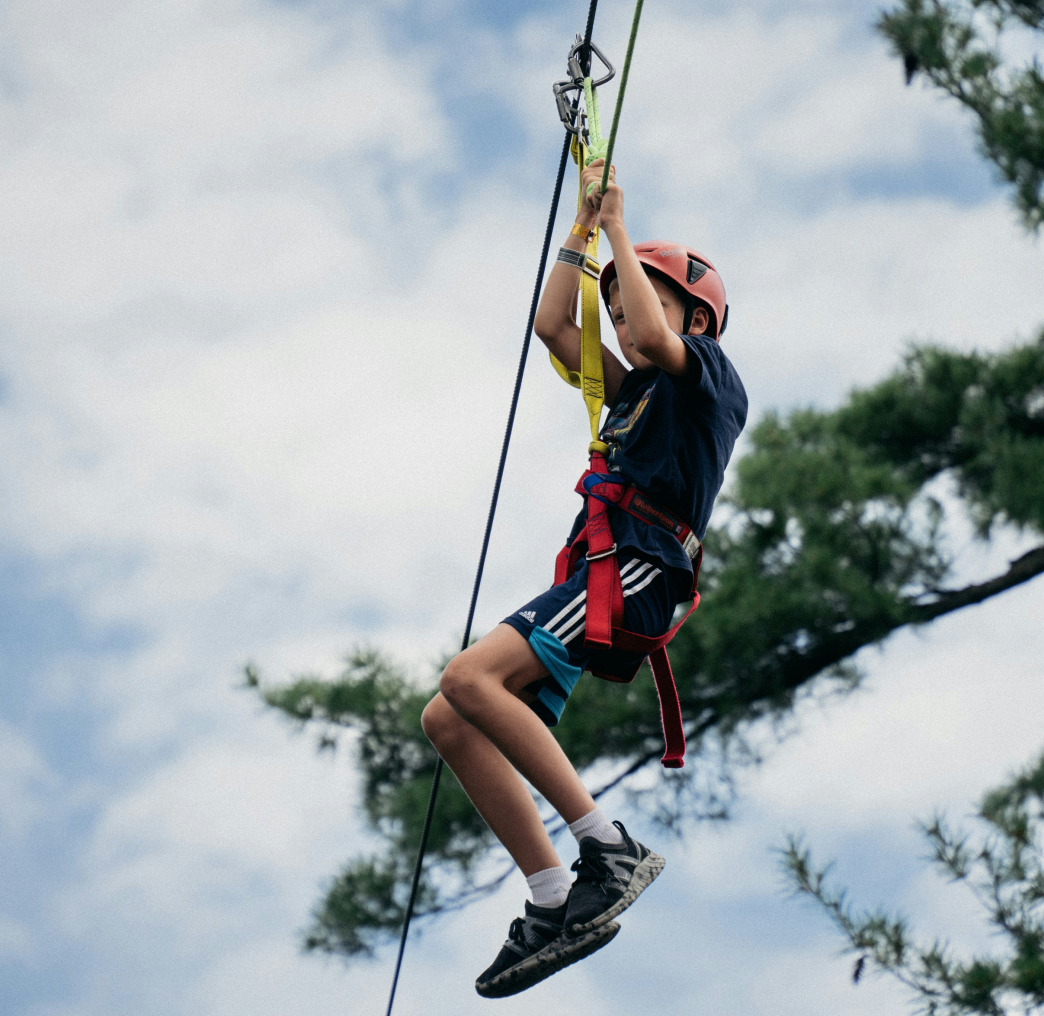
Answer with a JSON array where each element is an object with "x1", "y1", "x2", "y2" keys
[
  {"x1": 474, "y1": 900, "x2": 621, "y2": 998},
  {"x1": 563, "y1": 821, "x2": 664, "y2": 935}
]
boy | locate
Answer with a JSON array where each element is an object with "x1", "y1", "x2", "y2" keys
[{"x1": 421, "y1": 158, "x2": 747, "y2": 997}]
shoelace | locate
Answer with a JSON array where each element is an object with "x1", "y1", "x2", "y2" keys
[
  {"x1": 570, "y1": 852, "x2": 616, "y2": 887},
  {"x1": 508, "y1": 917, "x2": 527, "y2": 946}
]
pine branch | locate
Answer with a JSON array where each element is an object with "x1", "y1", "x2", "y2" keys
[
  {"x1": 912, "y1": 546, "x2": 1044, "y2": 621},
  {"x1": 784, "y1": 746, "x2": 1044, "y2": 1015},
  {"x1": 688, "y1": 544, "x2": 1044, "y2": 733}
]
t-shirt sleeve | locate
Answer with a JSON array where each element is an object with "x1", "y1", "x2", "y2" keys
[{"x1": 671, "y1": 333, "x2": 728, "y2": 402}]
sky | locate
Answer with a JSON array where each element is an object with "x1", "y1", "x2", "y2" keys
[{"x1": 1, "y1": 0, "x2": 1043, "y2": 1014}]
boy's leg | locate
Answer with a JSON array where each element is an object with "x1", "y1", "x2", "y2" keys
[
  {"x1": 421, "y1": 623, "x2": 596, "y2": 876},
  {"x1": 421, "y1": 693, "x2": 561, "y2": 875},
  {"x1": 423, "y1": 624, "x2": 622, "y2": 999}
]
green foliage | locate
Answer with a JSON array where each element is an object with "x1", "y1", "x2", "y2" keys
[
  {"x1": 783, "y1": 746, "x2": 1044, "y2": 1015},
  {"x1": 253, "y1": 337, "x2": 1044, "y2": 962},
  {"x1": 878, "y1": 0, "x2": 1044, "y2": 229},
  {"x1": 837, "y1": 342, "x2": 1044, "y2": 534}
]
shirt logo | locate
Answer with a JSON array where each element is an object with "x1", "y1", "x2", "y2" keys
[{"x1": 519, "y1": 610, "x2": 537, "y2": 623}]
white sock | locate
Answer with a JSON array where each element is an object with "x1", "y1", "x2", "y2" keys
[
  {"x1": 526, "y1": 865, "x2": 572, "y2": 909},
  {"x1": 568, "y1": 806, "x2": 625, "y2": 847}
]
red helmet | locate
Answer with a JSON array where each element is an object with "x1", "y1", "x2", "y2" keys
[{"x1": 599, "y1": 241, "x2": 729, "y2": 340}]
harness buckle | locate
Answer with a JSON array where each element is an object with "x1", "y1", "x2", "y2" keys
[
  {"x1": 683, "y1": 532, "x2": 701, "y2": 561},
  {"x1": 586, "y1": 543, "x2": 617, "y2": 562}
]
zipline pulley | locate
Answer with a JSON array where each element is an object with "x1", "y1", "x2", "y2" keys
[{"x1": 553, "y1": 35, "x2": 616, "y2": 146}]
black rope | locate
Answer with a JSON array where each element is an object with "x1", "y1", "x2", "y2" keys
[{"x1": 381, "y1": 5, "x2": 600, "y2": 1013}]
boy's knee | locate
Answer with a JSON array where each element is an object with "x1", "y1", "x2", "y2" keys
[
  {"x1": 421, "y1": 693, "x2": 455, "y2": 747},
  {"x1": 422, "y1": 691, "x2": 480, "y2": 755},
  {"x1": 438, "y1": 654, "x2": 479, "y2": 713}
]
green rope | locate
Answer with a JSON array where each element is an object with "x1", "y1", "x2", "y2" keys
[
  {"x1": 583, "y1": 0, "x2": 645, "y2": 197},
  {"x1": 600, "y1": 0, "x2": 644, "y2": 191},
  {"x1": 583, "y1": 76, "x2": 606, "y2": 161}
]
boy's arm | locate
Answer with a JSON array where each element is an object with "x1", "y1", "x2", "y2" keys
[
  {"x1": 594, "y1": 169, "x2": 690, "y2": 377},
  {"x1": 533, "y1": 198, "x2": 629, "y2": 404}
]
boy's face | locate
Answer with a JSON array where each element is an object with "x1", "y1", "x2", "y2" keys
[{"x1": 607, "y1": 276, "x2": 687, "y2": 370}]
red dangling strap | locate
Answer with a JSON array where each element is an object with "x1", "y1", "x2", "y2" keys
[{"x1": 650, "y1": 647, "x2": 685, "y2": 768}]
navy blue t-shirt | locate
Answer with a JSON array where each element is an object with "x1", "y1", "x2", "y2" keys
[{"x1": 567, "y1": 333, "x2": 747, "y2": 582}]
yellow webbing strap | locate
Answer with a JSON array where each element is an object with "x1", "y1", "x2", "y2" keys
[{"x1": 549, "y1": 136, "x2": 608, "y2": 452}]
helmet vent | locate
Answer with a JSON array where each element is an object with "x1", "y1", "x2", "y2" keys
[{"x1": 687, "y1": 258, "x2": 708, "y2": 284}]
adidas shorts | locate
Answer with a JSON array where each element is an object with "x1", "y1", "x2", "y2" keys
[{"x1": 501, "y1": 552, "x2": 681, "y2": 727}]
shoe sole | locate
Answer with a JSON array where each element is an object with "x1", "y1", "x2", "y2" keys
[
  {"x1": 568, "y1": 850, "x2": 665, "y2": 936},
  {"x1": 474, "y1": 921, "x2": 621, "y2": 999}
]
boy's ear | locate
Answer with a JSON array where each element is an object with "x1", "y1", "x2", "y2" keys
[{"x1": 689, "y1": 305, "x2": 710, "y2": 336}]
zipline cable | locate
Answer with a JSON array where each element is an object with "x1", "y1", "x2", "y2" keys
[{"x1": 382, "y1": 4, "x2": 600, "y2": 1013}]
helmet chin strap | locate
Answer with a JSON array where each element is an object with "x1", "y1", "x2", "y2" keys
[{"x1": 682, "y1": 299, "x2": 695, "y2": 337}]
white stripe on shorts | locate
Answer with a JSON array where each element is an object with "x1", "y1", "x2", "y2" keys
[
  {"x1": 545, "y1": 589, "x2": 587, "y2": 633},
  {"x1": 552, "y1": 604, "x2": 587, "y2": 642},
  {"x1": 621, "y1": 560, "x2": 653, "y2": 586},
  {"x1": 623, "y1": 566, "x2": 662, "y2": 597},
  {"x1": 618, "y1": 558, "x2": 641, "y2": 580},
  {"x1": 552, "y1": 559, "x2": 662, "y2": 646},
  {"x1": 559, "y1": 614, "x2": 588, "y2": 645}
]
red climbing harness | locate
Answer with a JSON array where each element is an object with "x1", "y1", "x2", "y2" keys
[{"x1": 554, "y1": 450, "x2": 702, "y2": 769}]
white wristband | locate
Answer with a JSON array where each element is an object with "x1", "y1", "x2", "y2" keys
[{"x1": 556, "y1": 247, "x2": 587, "y2": 269}]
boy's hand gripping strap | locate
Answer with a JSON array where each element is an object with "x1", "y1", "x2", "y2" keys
[{"x1": 549, "y1": 137, "x2": 607, "y2": 452}]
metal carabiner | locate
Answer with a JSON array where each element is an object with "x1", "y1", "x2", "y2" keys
[
  {"x1": 571, "y1": 37, "x2": 615, "y2": 89},
  {"x1": 552, "y1": 35, "x2": 615, "y2": 136}
]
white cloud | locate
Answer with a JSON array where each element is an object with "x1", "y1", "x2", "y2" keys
[
  {"x1": 45, "y1": 714, "x2": 360, "y2": 1015},
  {"x1": 0, "y1": 717, "x2": 55, "y2": 837},
  {"x1": 0, "y1": 915, "x2": 32, "y2": 961},
  {"x1": 184, "y1": 938, "x2": 365, "y2": 1016}
]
